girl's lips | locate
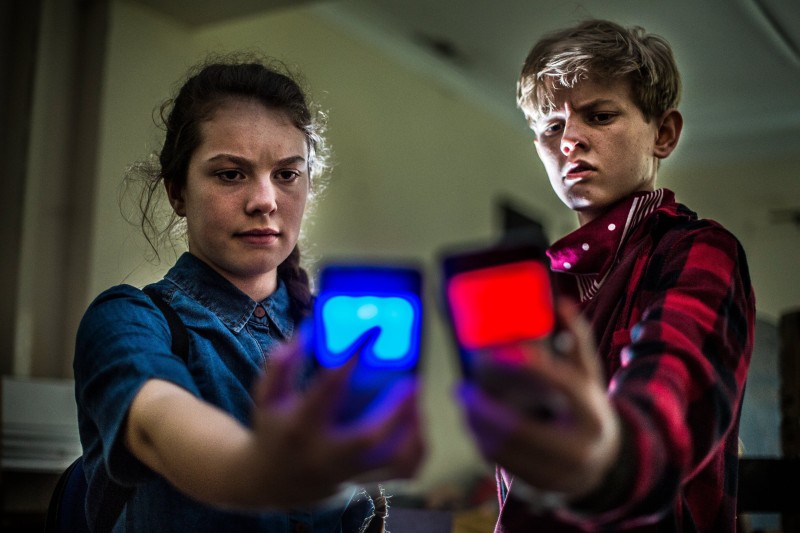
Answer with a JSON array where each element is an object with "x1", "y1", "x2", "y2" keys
[{"x1": 236, "y1": 229, "x2": 280, "y2": 245}]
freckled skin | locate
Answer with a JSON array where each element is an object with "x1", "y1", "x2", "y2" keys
[
  {"x1": 167, "y1": 99, "x2": 309, "y2": 301},
  {"x1": 532, "y1": 79, "x2": 669, "y2": 226}
]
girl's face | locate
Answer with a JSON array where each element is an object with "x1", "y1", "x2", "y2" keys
[{"x1": 168, "y1": 98, "x2": 309, "y2": 300}]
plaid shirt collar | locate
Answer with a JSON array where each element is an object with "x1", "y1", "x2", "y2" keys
[{"x1": 547, "y1": 189, "x2": 674, "y2": 302}]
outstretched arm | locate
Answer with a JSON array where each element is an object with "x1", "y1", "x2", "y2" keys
[{"x1": 125, "y1": 338, "x2": 424, "y2": 510}]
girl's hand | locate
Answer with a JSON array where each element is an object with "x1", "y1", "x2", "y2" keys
[{"x1": 250, "y1": 337, "x2": 426, "y2": 506}]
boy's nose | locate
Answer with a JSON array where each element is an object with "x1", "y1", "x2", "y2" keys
[{"x1": 560, "y1": 121, "x2": 587, "y2": 155}]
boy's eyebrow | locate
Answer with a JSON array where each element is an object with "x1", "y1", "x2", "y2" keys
[
  {"x1": 535, "y1": 97, "x2": 620, "y2": 121},
  {"x1": 572, "y1": 98, "x2": 620, "y2": 112}
]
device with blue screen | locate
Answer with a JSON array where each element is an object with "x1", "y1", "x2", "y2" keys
[{"x1": 313, "y1": 263, "x2": 423, "y2": 422}]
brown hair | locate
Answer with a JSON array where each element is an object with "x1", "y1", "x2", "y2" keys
[
  {"x1": 126, "y1": 53, "x2": 329, "y2": 321},
  {"x1": 517, "y1": 19, "x2": 681, "y2": 124}
]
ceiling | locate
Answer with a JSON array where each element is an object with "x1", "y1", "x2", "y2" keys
[{"x1": 132, "y1": 0, "x2": 800, "y2": 201}]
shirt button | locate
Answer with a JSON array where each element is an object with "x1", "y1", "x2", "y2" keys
[
  {"x1": 563, "y1": 262, "x2": 572, "y2": 269},
  {"x1": 608, "y1": 223, "x2": 616, "y2": 231},
  {"x1": 582, "y1": 243, "x2": 590, "y2": 251},
  {"x1": 254, "y1": 305, "x2": 266, "y2": 318}
]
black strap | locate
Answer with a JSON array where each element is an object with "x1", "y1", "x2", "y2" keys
[
  {"x1": 50, "y1": 288, "x2": 191, "y2": 532},
  {"x1": 45, "y1": 456, "x2": 89, "y2": 533},
  {"x1": 95, "y1": 288, "x2": 190, "y2": 529},
  {"x1": 142, "y1": 287, "x2": 189, "y2": 362}
]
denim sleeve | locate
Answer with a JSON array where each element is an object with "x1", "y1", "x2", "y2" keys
[{"x1": 74, "y1": 284, "x2": 201, "y2": 486}]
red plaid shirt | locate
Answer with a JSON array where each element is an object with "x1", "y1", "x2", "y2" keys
[{"x1": 496, "y1": 189, "x2": 755, "y2": 531}]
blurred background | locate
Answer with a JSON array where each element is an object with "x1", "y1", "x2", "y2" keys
[{"x1": 2, "y1": 0, "x2": 799, "y2": 530}]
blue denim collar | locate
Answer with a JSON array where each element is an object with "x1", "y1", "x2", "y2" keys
[{"x1": 165, "y1": 252, "x2": 294, "y2": 337}]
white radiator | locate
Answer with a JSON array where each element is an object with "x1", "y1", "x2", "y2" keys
[{"x1": 2, "y1": 376, "x2": 82, "y2": 472}]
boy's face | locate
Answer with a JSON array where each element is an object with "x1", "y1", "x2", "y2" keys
[{"x1": 531, "y1": 78, "x2": 667, "y2": 226}]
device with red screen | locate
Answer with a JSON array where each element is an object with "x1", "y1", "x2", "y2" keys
[
  {"x1": 442, "y1": 238, "x2": 555, "y2": 373},
  {"x1": 440, "y1": 238, "x2": 570, "y2": 421}
]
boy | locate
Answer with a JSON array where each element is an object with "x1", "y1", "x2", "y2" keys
[{"x1": 458, "y1": 19, "x2": 754, "y2": 531}]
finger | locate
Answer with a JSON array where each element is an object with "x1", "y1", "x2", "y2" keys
[
  {"x1": 259, "y1": 338, "x2": 304, "y2": 404},
  {"x1": 295, "y1": 359, "x2": 355, "y2": 426},
  {"x1": 298, "y1": 327, "x2": 383, "y2": 426},
  {"x1": 351, "y1": 378, "x2": 418, "y2": 441},
  {"x1": 459, "y1": 382, "x2": 577, "y2": 491},
  {"x1": 352, "y1": 413, "x2": 425, "y2": 483},
  {"x1": 459, "y1": 380, "x2": 580, "y2": 471},
  {"x1": 293, "y1": 384, "x2": 416, "y2": 485},
  {"x1": 457, "y1": 381, "x2": 522, "y2": 461},
  {"x1": 338, "y1": 379, "x2": 421, "y2": 470},
  {"x1": 351, "y1": 382, "x2": 426, "y2": 480}
]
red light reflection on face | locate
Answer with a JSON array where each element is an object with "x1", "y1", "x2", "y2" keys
[{"x1": 447, "y1": 260, "x2": 554, "y2": 351}]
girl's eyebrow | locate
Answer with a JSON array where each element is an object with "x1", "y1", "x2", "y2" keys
[
  {"x1": 274, "y1": 155, "x2": 307, "y2": 167},
  {"x1": 206, "y1": 153, "x2": 252, "y2": 167},
  {"x1": 205, "y1": 154, "x2": 307, "y2": 167}
]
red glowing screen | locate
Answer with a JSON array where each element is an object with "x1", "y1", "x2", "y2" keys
[{"x1": 446, "y1": 260, "x2": 554, "y2": 350}]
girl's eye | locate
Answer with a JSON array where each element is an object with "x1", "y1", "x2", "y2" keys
[
  {"x1": 275, "y1": 169, "x2": 301, "y2": 182},
  {"x1": 216, "y1": 170, "x2": 244, "y2": 182}
]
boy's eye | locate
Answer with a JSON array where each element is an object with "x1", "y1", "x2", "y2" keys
[
  {"x1": 539, "y1": 121, "x2": 563, "y2": 137},
  {"x1": 216, "y1": 170, "x2": 244, "y2": 181},
  {"x1": 590, "y1": 112, "x2": 615, "y2": 124}
]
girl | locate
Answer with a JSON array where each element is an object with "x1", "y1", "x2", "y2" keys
[{"x1": 73, "y1": 56, "x2": 423, "y2": 532}]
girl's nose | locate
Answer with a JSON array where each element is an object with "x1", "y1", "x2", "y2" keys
[{"x1": 246, "y1": 178, "x2": 277, "y2": 216}]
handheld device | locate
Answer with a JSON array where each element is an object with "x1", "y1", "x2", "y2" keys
[
  {"x1": 441, "y1": 238, "x2": 569, "y2": 421},
  {"x1": 312, "y1": 263, "x2": 423, "y2": 423},
  {"x1": 441, "y1": 238, "x2": 555, "y2": 376}
]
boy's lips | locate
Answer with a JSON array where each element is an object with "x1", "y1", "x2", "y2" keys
[{"x1": 564, "y1": 160, "x2": 596, "y2": 180}]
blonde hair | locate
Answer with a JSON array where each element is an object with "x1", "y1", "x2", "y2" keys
[{"x1": 517, "y1": 19, "x2": 681, "y2": 123}]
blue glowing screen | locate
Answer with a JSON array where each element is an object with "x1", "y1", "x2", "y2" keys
[{"x1": 314, "y1": 265, "x2": 422, "y2": 370}]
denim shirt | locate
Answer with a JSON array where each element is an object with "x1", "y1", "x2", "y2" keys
[{"x1": 74, "y1": 253, "x2": 373, "y2": 532}]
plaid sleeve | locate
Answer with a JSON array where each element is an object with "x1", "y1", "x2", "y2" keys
[{"x1": 574, "y1": 222, "x2": 754, "y2": 529}]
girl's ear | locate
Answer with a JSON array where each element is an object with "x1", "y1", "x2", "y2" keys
[
  {"x1": 654, "y1": 108, "x2": 683, "y2": 159},
  {"x1": 165, "y1": 181, "x2": 186, "y2": 217}
]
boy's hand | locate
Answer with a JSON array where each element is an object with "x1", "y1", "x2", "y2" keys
[{"x1": 457, "y1": 299, "x2": 621, "y2": 501}]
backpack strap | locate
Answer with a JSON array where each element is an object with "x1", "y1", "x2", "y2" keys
[
  {"x1": 52, "y1": 290, "x2": 189, "y2": 532},
  {"x1": 142, "y1": 287, "x2": 189, "y2": 362},
  {"x1": 88, "y1": 288, "x2": 190, "y2": 530}
]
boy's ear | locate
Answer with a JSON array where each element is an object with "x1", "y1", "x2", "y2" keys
[
  {"x1": 165, "y1": 181, "x2": 186, "y2": 217},
  {"x1": 654, "y1": 108, "x2": 683, "y2": 159}
]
